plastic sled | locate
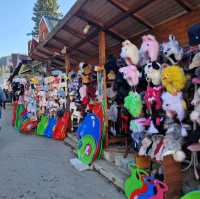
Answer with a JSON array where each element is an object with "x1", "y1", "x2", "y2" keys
[
  {"x1": 53, "y1": 112, "x2": 70, "y2": 140},
  {"x1": 76, "y1": 113, "x2": 101, "y2": 145},
  {"x1": 181, "y1": 191, "x2": 200, "y2": 199},
  {"x1": 36, "y1": 115, "x2": 49, "y2": 136},
  {"x1": 124, "y1": 166, "x2": 148, "y2": 199},
  {"x1": 149, "y1": 180, "x2": 168, "y2": 199},
  {"x1": 77, "y1": 135, "x2": 96, "y2": 165},
  {"x1": 136, "y1": 176, "x2": 156, "y2": 199},
  {"x1": 15, "y1": 104, "x2": 25, "y2": 130},
  {"x1": 44, "y1": 117, "x2": 57, "y2": 138},
  {"x1": 20, "y1": 120, "x2": 38, "y2": 134}
]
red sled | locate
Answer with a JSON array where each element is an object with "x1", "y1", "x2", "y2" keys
[
  {"x1": 53, "y1": 112, "x2": 70, "y2": 141},
  {"x1": 12, "y1": 101, "x2": 18, "y2": 126},
  {"x1": 20, "y1": 120, "x2": 38, "y2": 134}
]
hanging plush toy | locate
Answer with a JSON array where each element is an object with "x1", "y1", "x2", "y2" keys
[
  {"x1": 190, "y1": 87, "x2": 200, "y2": 125},
  {"x1": 119, "y1": 65, "x2": 140, "y2": 87},
  {"x1": 161, "y1": 92, "x2": 186, "y2": 122},
  {"x1": 161, "y1": 65, "x2": 186, "y2": 95},
  {"x1": 162, "y1": 34, "x2": 183, "y2": 65},
  {"x1": 144, "y1": 86, "x2": 162, "y2": 111},
  {"x1": 140, "y1": 34, "x2": 159, "y2": 64},
  {"x1": 124, "y1": 91, "x2": 143, "y2": 118},
  {"x1": 144, "y1": 62, "x2": 162, "y2": 86},
  {"x1": 120, "y1": 40, "x2": 139, "y2": 66}
]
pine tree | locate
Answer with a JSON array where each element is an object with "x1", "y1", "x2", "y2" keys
[{"x1": 31, "y1": 0, "x2": 62, "y2": 36}]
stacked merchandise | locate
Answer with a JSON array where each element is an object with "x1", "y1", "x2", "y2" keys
[
  {"x1": 69, "y1": 63, "x2": 104, "y2": 165},
  {"x1": 103, "y1": 24, "x2": 200, "y2": 198},
  {"x1": 12, "y1": 74, "x2": 70, "y2": 140}
]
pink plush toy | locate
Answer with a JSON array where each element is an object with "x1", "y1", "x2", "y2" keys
[
  {"x1": 140, "y1": 34, "x2": 160, "y2": 62},
  {"x1": 119, "y1": 65, "x2": 140, "y2": 86},
  {"x1": 144, "y1": 86, "x2": 162, "y2": 111}
]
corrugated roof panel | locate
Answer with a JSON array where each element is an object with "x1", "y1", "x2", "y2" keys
[
  {"x1": 112, "y1": 16, "x2": 148, "y2": 38},
  {"x1": 136, "y1": 0, "x2": 186, "y2": 26},
  {"x1": 81, "y1": 0, "x2": 123, "y2": 24}
]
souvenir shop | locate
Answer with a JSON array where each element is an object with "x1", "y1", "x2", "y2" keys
[{"x1": 19, "y1": 1, "x2": 200, "y2": 198}]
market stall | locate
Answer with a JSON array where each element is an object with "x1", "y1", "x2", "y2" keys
[{"x1": 26, "y1": 0, "x2": 200, "y2": 198}]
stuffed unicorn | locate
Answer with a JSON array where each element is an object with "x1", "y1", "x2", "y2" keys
[{"x1": 140, "y1": 34, "x2": 160, "y2": 63}]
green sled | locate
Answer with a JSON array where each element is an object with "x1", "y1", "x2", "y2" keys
[
  {"x1": 124, "y1": 166, "x2": 148, "y2": 199},
  {"x1": 181, "y1": 191, "x2": 200, "y2": 199},
  {"x1": 36, "y1": 115, "x2": 49, "y2": 136},
  {"x1": 77, "y1": 135, "x2": 96, "y2": 165},
  {"x1": 15, "y1": 104, "x2": 25, "y2": 130}
]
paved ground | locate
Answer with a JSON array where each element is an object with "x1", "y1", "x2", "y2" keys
[{"x1": 0, "y1": 106, "x2": 124, "y2": 199}]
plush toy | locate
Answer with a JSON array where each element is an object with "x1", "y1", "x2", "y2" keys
[
  {"x1": 189, "y1": 52, "x2": 200, "y2": 69},
  {"x1": 187, "y1": 23, "x2": 200, "y2": 46},
  {"x1": 124, "y1": 91, "x2": 143, "y2": 117},
  {"x1": 139, "y1": 136, "x2": 153, "y2": 156},
  {"x1": 140, "y1": 34, "x2": 159, "y2": 63},
  {"x1": 161, "y1": 134, "x2": 186, "y2": 162},
  {"x1": 144, "y1": 86, "x2": 162, "y2": 111},
  {"x1": 161, "y1": 65, "x2": 186, "y2": 95},
  {"x1": 119, "y1": 65, "x2": 140, "y2": 87},
  {"x1": 105, "y1": 54, "x2": 117, "y2": 72},
  {"x1": 120, "y1": 40, "x2": 139, "y2": 66},
  {"x1": 144, "y1": 61, "x2": 162, "y2": 85},
  {"x1": 190, "y1": 87, "x2": 200, "y2": 125},
  {"x1": 162, "y1": 34, "x2": 183, "y2": 65},
  {"x1": 161, "y1": 92, "x2": 186, "y2": 121},
  {"x1": 113, "y1": 72, "x2": 130, "y2": 104}
]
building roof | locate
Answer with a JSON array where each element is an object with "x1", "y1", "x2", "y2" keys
[
  {"x1": 30, "y1": 0, "x2": 200, "y2": 68},
  {"x1": 42, "y1": 16, "x2": 60, "y2": 32}
]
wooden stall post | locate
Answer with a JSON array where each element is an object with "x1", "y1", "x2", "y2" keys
[
  {"x1": 64, "y1": 50, "x2": 72, "y2": 132},
  {"x1": 98, "y1": 31, "x2": 109, "y2": 148}
]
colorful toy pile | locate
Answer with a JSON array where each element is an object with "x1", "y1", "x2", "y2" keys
[
  {"x1": 124, "y1": 166, "x2": 168, "y2": 199},
  {"x1": 12, "y1": 75, "x2": 70, "y2": 140}
]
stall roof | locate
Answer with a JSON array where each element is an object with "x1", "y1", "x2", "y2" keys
[{"x1": 30, "y1": 0, "x2": 200, "y2": 67}]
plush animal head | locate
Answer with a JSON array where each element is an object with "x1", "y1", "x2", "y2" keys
[
  {"x1": 120, "y1": 40, "x2": 139, "y2": 66},
  {"x1": 162, "y1": 35, "x2": 183, "y2": 65},
  {"x1": 140, "y1": 34, "x2": 159, "y2": 62},
  {"x1": 161, "y1": 92, "x2": 185, "y2": 121},
  {"x1": 119, "y1": 65, "x2": 140, "y2": 86},
  {"x1": 161, "y1": 65, "x2": 186, "y2": 95},
  {"x1": 144, "y1": 61, "x2": 162, "y2": 85}
]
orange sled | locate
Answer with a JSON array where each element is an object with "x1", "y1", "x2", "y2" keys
[
  {"x1": 53, "y1": 112, "x2": 70, "y2": 141},
  {"x1": 20, "y1": 120, "x2": 38, "y2": 134}
]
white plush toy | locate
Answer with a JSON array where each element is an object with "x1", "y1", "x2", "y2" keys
[
  {"x1": 161, "y1": 92, "x2": 185, "y2": 121},
  {"x1": 190, "y1": 87, "x2": 200, "y2": 125},
  {"x1": 120, "y1": 40, "x2": 139, "y2": 66},
  {"x1": 162, "y1": 34, "x2": 183, "y2": 65}
]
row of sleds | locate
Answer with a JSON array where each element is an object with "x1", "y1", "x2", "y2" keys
[{"x1": 12, "y1": 102, "x2": 70, "y2": 140}]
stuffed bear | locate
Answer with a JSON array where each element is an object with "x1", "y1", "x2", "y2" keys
[
  {"x1": 120, "y1": 40, "x2": 139, "y2": 66},
  {"x1": 161, "y1": 92, "x2": 186, "y2": 122},
  {"x1": 162, "y1": 34, "x2": 183, "y2": 65}
]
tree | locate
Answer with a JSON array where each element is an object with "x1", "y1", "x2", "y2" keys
[{"x1": 31, "y1": 0, "x2": 62, "y2": 36}]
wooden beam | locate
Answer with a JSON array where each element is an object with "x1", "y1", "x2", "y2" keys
[
  {"x1": 62, "y1": 25, "x2": 98, "y2": 47},
  {"x1": 99, "y1": 31, "x2": 109, "y2": 148},
  {"x1": 76, "y1": 10, "x2": 127, "y2": 41},
  {"x1": 174, "y1": 0, "x2": 193, "y2": 12},
  {"x1": 73, "y1": 29, "x2": 99, "y2": 49},
  {"x1": 108, "y1": 0, "x2": 154, "y2": 29},
  {"x1": 53, "y1": 36, "x2": 91, "y2": 57}
]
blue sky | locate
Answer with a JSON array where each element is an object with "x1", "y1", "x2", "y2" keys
[{"x1": 0, "y1": 0, "x2": 77, "y2": 57}]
